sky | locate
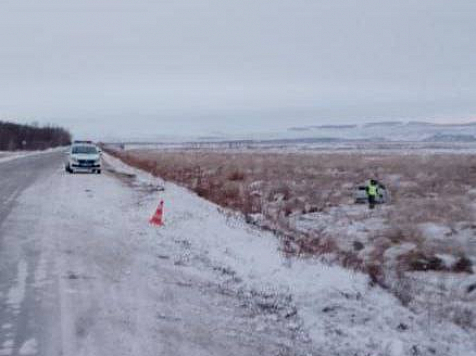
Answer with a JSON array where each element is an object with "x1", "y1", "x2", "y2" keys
[{"x1": 1, "y1": 0, "x2": 475, "y2": 139}]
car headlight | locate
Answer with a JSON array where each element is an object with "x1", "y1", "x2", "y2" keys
[{"x1": 71, "y1": 157, "x2": 79, "y2": 163}]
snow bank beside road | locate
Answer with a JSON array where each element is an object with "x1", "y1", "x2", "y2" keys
[
  {"x1": 0, "y1": 148, "x2": 66, "y2": 164},
  {"x1": 0, "y1": 151, "x2": 34, "y2": 164},
  {"x1": 103, "y1": 153, "x2": 476, "y2": 356}
]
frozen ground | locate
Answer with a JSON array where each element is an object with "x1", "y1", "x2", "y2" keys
[
  {"x1": 1, "y1": 152, "x2": 475, "y2": 355},
  {"x1": 103, "y1": 154, "x2": 476, "y2": 355}
]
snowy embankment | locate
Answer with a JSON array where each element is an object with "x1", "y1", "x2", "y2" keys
[
  {"x1": 0, "y1": 151, "x2": 33, "y2": 164},
  {"x1": 0, "y1": 148, "x2": 65, "y2": 164},
  {"x1": 103, "y1": 153, "x2": 476, "y2": 356}
]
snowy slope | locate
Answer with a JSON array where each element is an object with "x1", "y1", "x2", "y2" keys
[{"x1": 103, "y1": 153, "x2": 476, "y2": 356}]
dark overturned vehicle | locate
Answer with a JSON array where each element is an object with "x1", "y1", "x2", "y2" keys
[
  {"x1": 65, "y1": 141, "x2": 102, "y2": 174},
  {"x1": 354, "y1": 180, "x2": 390, "y2": 204}
]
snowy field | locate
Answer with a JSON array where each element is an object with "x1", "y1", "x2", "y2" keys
[
  {"x1": 101, "y1": 153, "x2": 476, "y2": 355},
  {"x1": 103, "y1": 145, "x2": 476, "y2": 353},
  {"x1": 113, "y1": 140, "x2": 476, "y2": 156}
]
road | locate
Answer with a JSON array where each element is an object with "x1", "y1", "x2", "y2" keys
[
  {"x1": 0, "y1": 151, "x2": 65, "y2": 356},
  {"x1": 0, "y1": 152, "x2": 311, "y2": 356},
  {"x1": 0, "y1": 152, "x2": 59, "y2": 228}
]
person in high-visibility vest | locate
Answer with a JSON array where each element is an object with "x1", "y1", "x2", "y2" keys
[{"x1": 366, "y1": 179, "x2": 379, "y2": 209}]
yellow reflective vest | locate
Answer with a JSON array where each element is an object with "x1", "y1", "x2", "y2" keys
[{"x1": 368, "y1": 184, "x2": 378, "y2": 197}]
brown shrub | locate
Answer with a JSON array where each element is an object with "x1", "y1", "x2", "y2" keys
[
  {"x1": 305, "y1": 238, "x2": 335, "y2": 255},
  {"x1": 453, "y1": 256, "x2": 473, "y2": 273},
  {"x1": 367, "y1": 264, "x2": 385, "y2": 287},
  {"x1": 227, "y1": 169, "x2": 246, "y2": 181},
  {"x1": 385, "y1": 225, "x2": 424, "y2": 245},
  {"x1": 406, "y1": 252, "x2": 445, "y2": 272}
]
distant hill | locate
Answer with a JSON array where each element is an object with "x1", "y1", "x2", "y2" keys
[
  {"x1": 0, "y1": 121, "x2": 72, "y2": 150},
  {"x1": 363, "y1": 121, "x2": 404, "y2": 128},
  {"x1": 313, "y1": 124, "x2": 358, "y2": 129},
  {"x1": 406, "y1": 121, "x2": 434, "y2": 126},
  {"x1": 284, "y1": 120, "x2": 476, "y2": 143},
  {"x1": 288, "y1": 127, "x2": 313, "y2": 132},
  {"x1": 407, "y1": 121, "x2": 476, "y2": 127},
  {"x1": 424, "y1": 133, "x2": 476, "y2": 142},
  {"x1": 288, "y1": 124, "x2": 358, "y2": 131}
]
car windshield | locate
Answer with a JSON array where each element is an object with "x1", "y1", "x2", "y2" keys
[{"x1": 72, "y1": 145, "x2": 98, "y2": 154}]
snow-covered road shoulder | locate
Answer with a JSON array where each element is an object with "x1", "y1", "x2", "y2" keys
[{"x1": 0, "y1": 148, "x2": 66, "y2": 164}]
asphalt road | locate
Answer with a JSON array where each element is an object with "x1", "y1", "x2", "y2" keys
[
  {"x1": 0, "y1": 152, "x2": 62, "y2": 227},
  {"x1": 0, "y1": 151, "x2": 64, "y2": 356}
]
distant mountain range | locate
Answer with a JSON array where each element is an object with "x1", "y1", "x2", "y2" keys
[
  {"x1": 284, "y1": 120, "x2": 476, "y2": 143},
  {"x1": 289, "y1": 120, "x2": 476, "y2": 130},
  {"x1": 106, "y1": 120, "x2": 476, "y2": 145}
]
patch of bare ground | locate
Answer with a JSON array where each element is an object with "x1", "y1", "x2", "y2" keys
[{"x1": 105, "y1": 147, "x2": 476, "y2": 330}]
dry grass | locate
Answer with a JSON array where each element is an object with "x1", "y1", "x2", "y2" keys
[
  {"x1": 113, "y1": 150, "x2": 474, "y2": 247},
  {"x1": 108, "y1": 148, "x2": 475, "y2": 217},
  {"x1": 106, "y1": 147, "x2": 476, "y2": 326}
]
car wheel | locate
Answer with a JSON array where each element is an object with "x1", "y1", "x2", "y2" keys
[{"x1": 97, "y1": 170, "x2": 101, "y2": 174}]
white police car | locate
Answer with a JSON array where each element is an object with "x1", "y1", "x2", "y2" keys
[{"x1": 65, "y1": 142, "x2": 102, "y2": 174}]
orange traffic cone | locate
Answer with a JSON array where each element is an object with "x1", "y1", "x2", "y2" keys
[{"x1": 150, "y1": 200, "x2": 164, "y2": 226}]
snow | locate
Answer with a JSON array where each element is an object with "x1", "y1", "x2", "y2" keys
[
  {"x1": 419, "y1": 223, "x2": 453, "y2": 241},
  {"x1": 0, "y1": 152, "x2": 33, "y2": 164},
  {"x1": 292, "y1": 205, "x2": 390, "y2": 257},
  {"x1": 1, "y1": 154, "x2": 310, "y2": 355},
  {"x1": 1, "y1": 150, "x2": 475, "y2": 355},
  {"x1": 103, "y1": 153, "x2": 476, "y2": 355},
  {"x1": 0, "y1": 148, "x2": 65, "y2": 164}
]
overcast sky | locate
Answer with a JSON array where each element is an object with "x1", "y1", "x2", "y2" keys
[{"x1": 1, "y1": 0, "x2": 475, "y2": 139}]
